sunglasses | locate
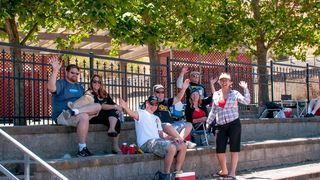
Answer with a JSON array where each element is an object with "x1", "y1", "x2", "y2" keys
[
  {"x1": 92, "y1": 80, "x2": 102, "y2": 84},
  {"x1": 70, "y1": 71, "x2": 80, "y2": 75},
  {"x1": 155, "y1": 90, "x2": 165, "y2": 94}
]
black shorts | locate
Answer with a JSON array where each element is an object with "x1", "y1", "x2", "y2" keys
[
  {"x1": 90, "y1": 109, "x2": 121, "y2": 134},
  {"x1": 215, "y1": 118, "x2": 241, "y2": 153}
]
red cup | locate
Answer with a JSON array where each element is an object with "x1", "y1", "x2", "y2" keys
[
  {"x1": 129, "y1": 144, "x2": 135, "y2": 154},
  {"x1": 121, "y1": 143, "x2": 128, "y2": 154}
]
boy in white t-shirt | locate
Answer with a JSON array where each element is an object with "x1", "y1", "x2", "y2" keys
[{"x1": 120, "y1": 96, "x2": 187, "y2": 178}]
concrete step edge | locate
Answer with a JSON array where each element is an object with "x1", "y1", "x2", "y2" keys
[
  {"x1": 31, "y1": 136, "x2": 320, "y2": 172},
  {"x1": 237, "y1": 161, "x2": 320, "y2": 180}
]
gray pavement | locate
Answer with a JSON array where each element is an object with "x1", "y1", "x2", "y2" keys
[{"x1": 201, "y1": 161, "x2": 320, "y2": 180}]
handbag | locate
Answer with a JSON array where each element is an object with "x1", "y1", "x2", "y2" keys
[
  {"x1": 153, "y1": 171, "x2": 172, "y2": 180},
  {"x1": 68, "y1": 90, "x2": 94, "y2": 109}
]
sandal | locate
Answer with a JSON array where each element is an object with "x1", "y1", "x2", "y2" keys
[
  {"x1": 211, "y1": 171, "x2": 228, "y2": 177},
  {"x1": 225, "y1": 176, "x2": 237, "y2": 180},
  {"x1": 107, "y1": 132, "x2": 118, "y2": 137}
]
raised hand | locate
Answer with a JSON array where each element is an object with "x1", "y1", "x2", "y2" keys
[
  {"x1": 180, "y1": 67, "x2": 189, "y2": 75},
  {"x1": 49, "y1": 56, "x2": 62, "y2": 72},
  {"x1": 210, "y1": 76, "x2": 218, "y2": 85},
  {"x1": 182, "y1": 79, "x2": 190, "y2": 89},
  {"x1": 119, "y1": 99, "x2": 128, "y2": 109},
  {"x1": 239, "y1": 81, "x2": 248, "y2": 89}
]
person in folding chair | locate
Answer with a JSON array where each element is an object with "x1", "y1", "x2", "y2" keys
[
  {"x1": 305, "y1": 98, "x2": 320, "y2": 117},
  {"x1": 185, "y1": 91, "x2": 212, "y2": 146},
  {"x1": 153, "y1": 79, "x2": 197, "y2": 149},
  {"x1": 206, "y1": 73, "x2": 250, "y2": 179}
]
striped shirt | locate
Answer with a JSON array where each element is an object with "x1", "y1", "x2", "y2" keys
[{"x1": 207, "y1": 88, "x2": 250, "y2": 125}]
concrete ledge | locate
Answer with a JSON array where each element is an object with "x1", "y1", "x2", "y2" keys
[
  {"x1": 32, "y1": 137, "x2": 320, "y2": 180},
  {"x1": 1, "y1": 117, "x2": 320, "y2": 161}
]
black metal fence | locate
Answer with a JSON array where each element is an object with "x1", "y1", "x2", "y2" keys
[{"x1": 0, "y1": 42, "x2": 319, "y2": 126}]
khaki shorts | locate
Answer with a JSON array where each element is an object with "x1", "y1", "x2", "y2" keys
[
  {"x1": 140, "y1": 138, "x2": 178, "y2": 158},
  {"x1": 56, "y1": 112, "x2": 80, "y2": 127}
]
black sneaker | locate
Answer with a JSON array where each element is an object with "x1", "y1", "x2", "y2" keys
[
  {"x1": 77, "y1": 147, "x2": 93, "y2": 157},
  {"x1": 305, "y1": 113, "x2": 315, "y2": 117}
]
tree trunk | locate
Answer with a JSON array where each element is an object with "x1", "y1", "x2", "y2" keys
[
  {"x1": 256, "y1": 40, "x2": 269, "y2": 105},
  {"x1": 148, "y1": 43, "x2": 159, "y2": 92},
  {"x1": 5, "y1": 18, "x2": 26, "y2": 125}
]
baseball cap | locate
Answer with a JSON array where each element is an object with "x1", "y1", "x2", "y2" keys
[
  {"x1": 219, "y1": 73, "x2": 231, "y2": 80},
  {"x1": 147, "y1": 95, "x2": 158, "y2": 103},
  {"x1": 190, "y1": 71, "x2": 201, "y2": 77},
  {"x1": 153, "y1": 84, "x2": 164, "y2": 92}
]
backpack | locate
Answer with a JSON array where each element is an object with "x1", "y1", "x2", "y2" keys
[
  {"x1": 153, "y1": 171, "x2": 173, "y2": 180},
  {"x1": 170, "y1": 101, "x2": 185, "y2": 119}
]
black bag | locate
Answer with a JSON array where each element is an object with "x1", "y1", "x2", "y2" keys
[
  {"x1": 265, "y1": 102, "x2": 283, "y2": 118},
  {"x1": 153, "y1": 171, "x2": 173, "y2": 180}
]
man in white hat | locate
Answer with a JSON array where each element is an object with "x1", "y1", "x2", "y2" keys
[{"x1": 153, "y1": 79, "x2": 197, "y2": 149}]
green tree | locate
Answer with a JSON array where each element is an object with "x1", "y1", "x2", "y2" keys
[
  {"x1": 174, "y1": 0, "x2": 320, "y2": 104},
  {"x1": 69, "y1": 0, "x2": 187, "y2": 87},
  {"x1": 0, "y1": 0, "x2": 78, "y2": 125}
]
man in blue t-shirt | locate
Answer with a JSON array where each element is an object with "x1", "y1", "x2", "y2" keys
[
  {"x1": 153, "y1": 79, "x2": 197, "y2": 149},
  {"x1": 48, "y1": 56, "x2": 101, "y2": 157}
]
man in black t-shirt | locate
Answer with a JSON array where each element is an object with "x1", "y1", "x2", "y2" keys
[{"x1": 153, "y1": 80, "x2": 197, "y2": 149}]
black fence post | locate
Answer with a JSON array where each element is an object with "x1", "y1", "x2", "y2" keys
[
  {"x1": 89, "y1": 52, "x2": 94, "y2": 78},
  {"x1": 225, "y1": 58, "x2": 229, "y2": 72},
  {"x1": 306, "y1": 63, "x2": 310, "y2": 102},
  {"x1": 270, "y1": 61, "x2": 274, "y2": 102},
  {"x1": 166, "y1": 57, "x2": 171, "y2": 97}
]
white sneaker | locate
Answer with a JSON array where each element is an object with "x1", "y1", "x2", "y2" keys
[{"x1": 185, "y1": 141, "x2": 196, "y2": 149}]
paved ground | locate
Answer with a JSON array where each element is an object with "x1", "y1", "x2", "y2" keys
[{"x1": 201, "y1": 161, "x2": 320, "y2": 180}]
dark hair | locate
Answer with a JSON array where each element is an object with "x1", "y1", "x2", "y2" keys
[
  {"x1": 189, "y1": 91, "x2": 202, "y2": 108},
  {"x1": 89, "y1": 74, "x2": 107, "y2": 99},
  {"x1": 66, "y1": 64, "x2": 79, "y2": 72}
]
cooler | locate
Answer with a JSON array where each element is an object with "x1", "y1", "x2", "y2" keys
[
  {"x1": 175, "y1": 172, "x2": 195, "y2": 180},
  {"x1": 283, "y1": 108, "x2": 292, "y2": 118}
]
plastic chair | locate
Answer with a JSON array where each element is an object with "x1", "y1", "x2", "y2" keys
[{"x1": 191, "y1": 122, "x2": 209, "y2": 146}]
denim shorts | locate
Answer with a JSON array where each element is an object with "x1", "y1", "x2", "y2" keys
[{"x1": 161, "y1": 121, "x2": 190, "y2": 133}]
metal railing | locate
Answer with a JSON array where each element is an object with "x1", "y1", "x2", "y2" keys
[
  {"x1": 169, "y1": 58, "x2": 320, "y2": 105},
  {"x1": 0, "y1": 41, "x2": 319, "y2": 125},
  {"x1": 0, "y1": 128, "x2": 68, "y2": 180}
]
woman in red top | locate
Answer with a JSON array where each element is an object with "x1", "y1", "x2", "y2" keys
[{"x1": 185, "y1": 91, "x2": 212, "y2": 130}]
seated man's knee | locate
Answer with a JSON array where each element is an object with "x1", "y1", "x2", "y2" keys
[
  {"x1": 78, "y1": 113, "x2": 90, "y2": 122},
  {"x1": 163, "y1": 123, "x2": 173, "y2": 131},
  {"x1": 185, "y1": 122, "x2": 192, "y2": 129},
  {"x1": 167, "y1": 144, "x2": 177, "y2": 154},
  {"x1": 94, "y1": 103, "x2": 102, "y2": 111},
  {"x1": 179, "y1": 143, "x2": 187, "y2": 152}
]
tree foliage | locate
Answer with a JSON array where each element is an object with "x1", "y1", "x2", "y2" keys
[{"x1": 172, "y1": 0, "x2": 320, "y2": 103}]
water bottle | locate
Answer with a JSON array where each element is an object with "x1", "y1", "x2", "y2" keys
[{"x1": 119, "y1": 112, "x2": 125, "y2": 123}]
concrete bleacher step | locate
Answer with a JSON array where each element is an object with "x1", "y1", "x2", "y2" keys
[
  {"x1": 29, "y1": 137, "x2": 320, "y2": 180},
  {"x1": 1, "y1": 118, "x2": 320, "y2": 179},
  {"x1": 236, "y1": 161, "x2": 320, "y2": 180},
  {"x1": 0, "y1": 160, "x2": 37, "y2": 180}
]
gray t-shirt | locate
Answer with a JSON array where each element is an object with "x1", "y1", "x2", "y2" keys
[{"x1": 52, "y1": 79, "x2": 84, "y2": 121}]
